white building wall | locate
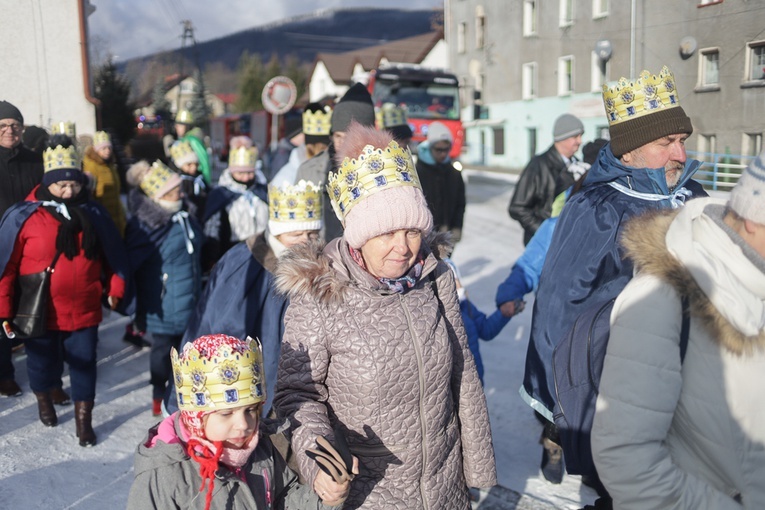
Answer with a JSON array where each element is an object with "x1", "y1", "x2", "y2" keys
[
  {"x1": 309, "y1": 62, "x2": 348, "y2": 102},
  {"x1": 420, "y1": 39, "x2": 449, "y2": 70},
  {"x1": 1, "y1": 0, "x2": 96, "y2": 134}
]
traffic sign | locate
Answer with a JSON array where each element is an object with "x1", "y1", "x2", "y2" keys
[{"x1": 262, "y1": 76, "x2": 297, "y2": 115}]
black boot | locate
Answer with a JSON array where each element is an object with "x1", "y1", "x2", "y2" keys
[
  {"x1": 34, "y1": 391, "x2": 58, "y2": 427},
  {"x1": 74, "y1": 401, "x2": 96, "y2": 447}
]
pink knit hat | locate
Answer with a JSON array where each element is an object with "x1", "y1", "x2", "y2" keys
[{"x1": 332, "y1": 123, "x2": 433, "y2": 248}]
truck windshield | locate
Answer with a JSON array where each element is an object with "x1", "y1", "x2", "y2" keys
[{"x1": 372, "y1": 79, "x2": 460, "y2": 121}]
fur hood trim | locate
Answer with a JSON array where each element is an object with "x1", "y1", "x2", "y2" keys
[
  {"x1": 127, "y1": 188, "x2": 192, "y2": 230},
  {"x1": 275, "y1": 231, "x2": 452, "y2": 305},
  {"x1": 622, "y1": 209, "x2": 765, "y2": 355}
]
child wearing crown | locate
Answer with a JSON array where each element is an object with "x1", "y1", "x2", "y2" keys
[{"x1": 127, "y1": 334, "x2": 354, "y2": 510}]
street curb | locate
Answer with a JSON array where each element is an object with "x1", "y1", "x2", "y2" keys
[{"x1": 472, "y1": 485, "x2": 561, "y2": 510}]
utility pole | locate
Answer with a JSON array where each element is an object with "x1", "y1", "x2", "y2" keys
[{"x1": 176, "y1": 20, "x2": 206, "y2": 116}]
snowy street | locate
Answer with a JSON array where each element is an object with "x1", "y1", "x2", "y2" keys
[{"x1": 0, "y1": 169, "x2": 596, "y2": 509}]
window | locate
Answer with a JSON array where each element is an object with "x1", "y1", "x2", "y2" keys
[
  {"x1": 593, "y1": 0, "x2": 609, "y2": 17},
  {"x1": 457, "y1": 22, "x2": 467, "y2": 54},
  {"x1": 522, "y1": 62, "x2": 538, "y2": 99},
  {"x1": 700, "y1": 48, "x2": 720, "y2": 86},
  {"x1": 527, "y1": 128, "x2": 537, "y2": 160},
  {"x1": 493, "y1": 127, "x2": 505, "y2": 155},
  {"x1": 747, "y1": 41, "x2": 765, "y2": 81},
  {"x1": 475, "y1": 6, "x2": 486, "y2": 50},
  {"x1": 523, "y1": 0, "x2": 537, "y2": 36},
  {"x1": 742, "y1": 132, "x2": 763, "y2": 157},
  {"x1": 698, "y1": 134, "x2": 717, "y2": 159},
  {"x1": 558, "y1": 56, "x2": 574, "y2": 95},
  {"x1": 590, "y1": 51, "x2": 608, "y2": 92},
  {"x1": 559, "y1": 0, "x2": 573, "y2": 27}
]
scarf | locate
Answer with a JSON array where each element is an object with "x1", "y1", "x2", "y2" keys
[
  {"x1": 35, "y1": 185, "x2": 98, "y2": 260},
  {"x1": 350, "y1": 246, "x2": 426, "y2": 294}
]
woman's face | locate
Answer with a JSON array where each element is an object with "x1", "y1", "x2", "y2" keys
[
  {"x1": 203, "y1": 404, "x2": 260, "y2": 449},
  {"x1": 360, "y1": 229, "x2": 422, "y2": 279},
  {"x1": 95, "y1": 145, "x2": 112, "y2": 161},
  {"x1": 48, "y1": 180, "x2": 82, "y2": 200},
  {"x1": 276, "y1": 229, "x2": 319, "y2": 249}
]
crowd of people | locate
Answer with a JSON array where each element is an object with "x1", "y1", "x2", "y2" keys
[{"x1": 1, "y1": 61, "x2": 763, "y2": 510}]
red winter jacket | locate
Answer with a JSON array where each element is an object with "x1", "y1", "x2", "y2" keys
[{"x1": 0, "y1": 195, "x2": 125, "y2": 332}]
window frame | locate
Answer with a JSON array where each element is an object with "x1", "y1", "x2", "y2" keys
[
  {"x1": 558, "y1": 55, "x2": 574, "y2": 96},
  {"x1": 522, "y1": 62, "x2": 538, "y2": 99}
]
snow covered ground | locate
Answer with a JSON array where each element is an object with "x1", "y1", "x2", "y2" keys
[{"x1": 0, "y1": 169, "x2": 597, "y2": 509}]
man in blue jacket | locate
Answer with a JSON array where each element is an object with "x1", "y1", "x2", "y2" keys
[{"x1": 521, "y1": 66, "x2": 707, "y2": 509}]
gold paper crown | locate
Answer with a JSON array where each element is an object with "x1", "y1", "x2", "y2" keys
[
  {"x1": 51, "y1": 121, "x2": 76, "y2": 139},
  {"x1": 268, "y1": 180, "x2": 322, "y2": 222},
  {"x1": 171, "y1": 335, "x2": 266, "y2": 411},
  {"x1": 170, "y1": 140, "x2": 196, "y2": 163},
  {"x1": 43, "y1": 145, "x2": 80, "y2": 173},
  {"x1": 602, "y1": 66, "x2": 682, "y2": 126},
  {"x1": 93, "y1": 131, "x2": 111, "y2": 147},
  {"x1": 175, "y1": 109, "x2": 194, "y2": 125},
  {"x1": 228, "y1": 145, "x2": 258, "y2": 170},
  {"x1": 303, "y1": 106, "x2": 331, "y2": 136},
  {"x1": 140, "y1": 161, "x2": 177, "y2": 197},
  {"x1": 326, "y1": 140, "x2": 421, "y2": 221},
  {"x1": 377, "y1": 103, "x2": 408, "y2": 128}
]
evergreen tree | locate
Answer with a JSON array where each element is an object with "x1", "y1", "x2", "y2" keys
[
  {"x1": 151, "y1": 81, "x2": 172, "y2": 133},
  {"x1": 188, "y1": 72, "x2": 212, "y2": 127},
  {"x1": 284, "y1": 54, "x2": 308, "y2": 102},
  {"x1": 93, "y1": 58, "x2": 135, "y2": 144},
  {"x1": 235, "y1": 51, "x2": 265, "y2": 112}
]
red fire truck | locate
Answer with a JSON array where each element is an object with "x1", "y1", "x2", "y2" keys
[{"x1": 367, "y1": 64, "x2": 463, "y2": 160}]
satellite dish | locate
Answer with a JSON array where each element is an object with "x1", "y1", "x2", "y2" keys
[
  {"x1": 680, "y1": 36, "x2": 698, "y2": 59},
  {"x1": 595, "y1": 40, "x2": 612, "y2": 62}
]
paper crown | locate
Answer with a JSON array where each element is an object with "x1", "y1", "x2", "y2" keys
[
  {"x1": 175, "y1": 109, "x2": 194, "y2": 125},
  {"x1": 171, "y1": 335, "x2": 266, "y2": 411},
  {"x1": 268, "y1": 180, "x2": 322, "y2": 223},
  {"x1": 326, "y1": 139, "x2": 422, "y2": 221},
  {"x1": 93, "y1": 131, "x2": 111, "y2": 149},
  {"x1": 602, "y1": 66, "x2": 682, "y2": 126},
  {"x1": 170, "y1": 140, "x2": 197, "y2": 166},
  {"x1": 303, "y1": 106, "x2": 331, "y2": 136},
  {"x1": 43, "y1": 144, "x2": 80, "y2": 173},
  {"x1": 140, "y1": 160, "x2": 179, "y2": 198},
  {"x1": 51, "y1": 121, "x2": 76, "y2": 139},
  {"x1": 228, "y1": 145, "x2": 258, "y2": 171},
  {"x1": 377, "y1": 103, "x2": 408, "y2": 128}
]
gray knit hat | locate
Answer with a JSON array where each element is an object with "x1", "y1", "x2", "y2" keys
[
  {"x1": 729, "y1": 150, "x2": 765, "y2": 225},
  {"x1": 331, "y1": 83, "x2": 375, "y2": 134},
  {"x1": 553, "y1": 114, "x2": 584, "y2": 142}
]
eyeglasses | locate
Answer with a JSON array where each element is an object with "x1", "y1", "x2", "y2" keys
[{"x1": 0, "y1": 122, "x2": 23, "y2": 133}]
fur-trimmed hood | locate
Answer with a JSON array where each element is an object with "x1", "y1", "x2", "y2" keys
[
  {"x1": 622, "y1": 199, "x2": 765, "y2": 355},
  {"x1": 275, "y1": 230, "x2": 453, "y2": 305},
  {"x1": 128, "y1": 188, "x2": 194, "y2": 231}
]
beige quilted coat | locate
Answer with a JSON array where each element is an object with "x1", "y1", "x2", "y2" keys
[{"x1": 274, "y1": 235, "x2": 497, "y2": 509}]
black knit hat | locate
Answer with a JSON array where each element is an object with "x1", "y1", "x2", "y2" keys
[
  {"x1": 582, "y1": 138, "x2": 608, "y2": 165},
  {"x1": 331, "y1": 83, "x2": 375, "y2": 134},
  {"x1": 0, "y1": 100, "x2": 23, "y2": 124}
]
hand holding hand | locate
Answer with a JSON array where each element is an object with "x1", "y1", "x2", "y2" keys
[
  {"x1": 308, "y1": 435, "x2": 359, "y2": 506},
  {"x1": 499, "y1": 299, "x2": 525, "y2": 318}
]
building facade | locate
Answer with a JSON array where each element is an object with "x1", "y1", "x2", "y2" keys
[{"x1": 446, "y1": 0, "x2": 765, "y2": 169}]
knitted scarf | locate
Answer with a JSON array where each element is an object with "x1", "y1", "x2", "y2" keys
[
  {"x1": 35, "y1": 185, "x2": 98, "y2": 260},
  {"x1": 350, "y1": 246, "x2": 426, "y2": 294}
]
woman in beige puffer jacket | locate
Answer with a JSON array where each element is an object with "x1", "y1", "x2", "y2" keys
[{"x1": 273, "y1": 124, "x2": 496, "y2": 509}]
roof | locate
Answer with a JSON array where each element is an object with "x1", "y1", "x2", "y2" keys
[{"x1": 312, "y1": 30, "x2": 443, "y2": 85}]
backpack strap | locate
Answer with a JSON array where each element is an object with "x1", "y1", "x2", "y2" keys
[{"x1": 679, "y1": 296, "x2": 690, "y2": 363}]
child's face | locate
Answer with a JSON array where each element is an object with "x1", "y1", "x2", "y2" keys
[{"x1": 203, "y1": 404, "x2": 261, "y2": 449}]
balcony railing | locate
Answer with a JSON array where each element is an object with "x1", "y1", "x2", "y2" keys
[{"x1": 686, "y1": 151, "x2": 755, "y2": 192}]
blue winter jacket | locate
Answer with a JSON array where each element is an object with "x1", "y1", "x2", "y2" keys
[
  {"x1": 126, "y1": 191, "x2": 203, "y2": 336},
  {"x1": 165, "y1": 234, "x2": 286, "y2": 415},
  {"x1": 460, "y1": 299, "x2": 510, "y2": 384},
  {"x1": 521, "y1": 144, "x2": 707, "y2": 420}
]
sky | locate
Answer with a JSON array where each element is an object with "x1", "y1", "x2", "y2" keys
[{"x1": 88, "y1": 0, "x2": 443, "y2": 62}]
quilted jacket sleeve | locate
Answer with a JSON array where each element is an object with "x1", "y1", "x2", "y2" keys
[
  {"x1": 274, "y1": 293, "x2": 334, "y2": 488},
  {"x1": 436, "y1": 266, "x2": 498, "y2": 488},
  {"x1": 591, "y1": 275, "x2": 740, "y2": 510}
]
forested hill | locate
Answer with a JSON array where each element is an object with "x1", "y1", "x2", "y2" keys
[{"x1": 120, "y1": 8, "x2": 441, "y2": 70}]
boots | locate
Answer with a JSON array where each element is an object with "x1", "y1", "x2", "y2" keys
[
  {"x1": 34, "y1": 391, "x2": 58, "y2": 427},
  {"x1": 50, "y1": 387, "x2": 71, "y2": 405},
  {"x1": 74, "y1": 401, "x2": 96, "y2": 447}
]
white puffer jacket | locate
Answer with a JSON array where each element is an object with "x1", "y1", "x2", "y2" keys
[{"x1": 592, "y1": 198, "x2": 765, "y2": 509}]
